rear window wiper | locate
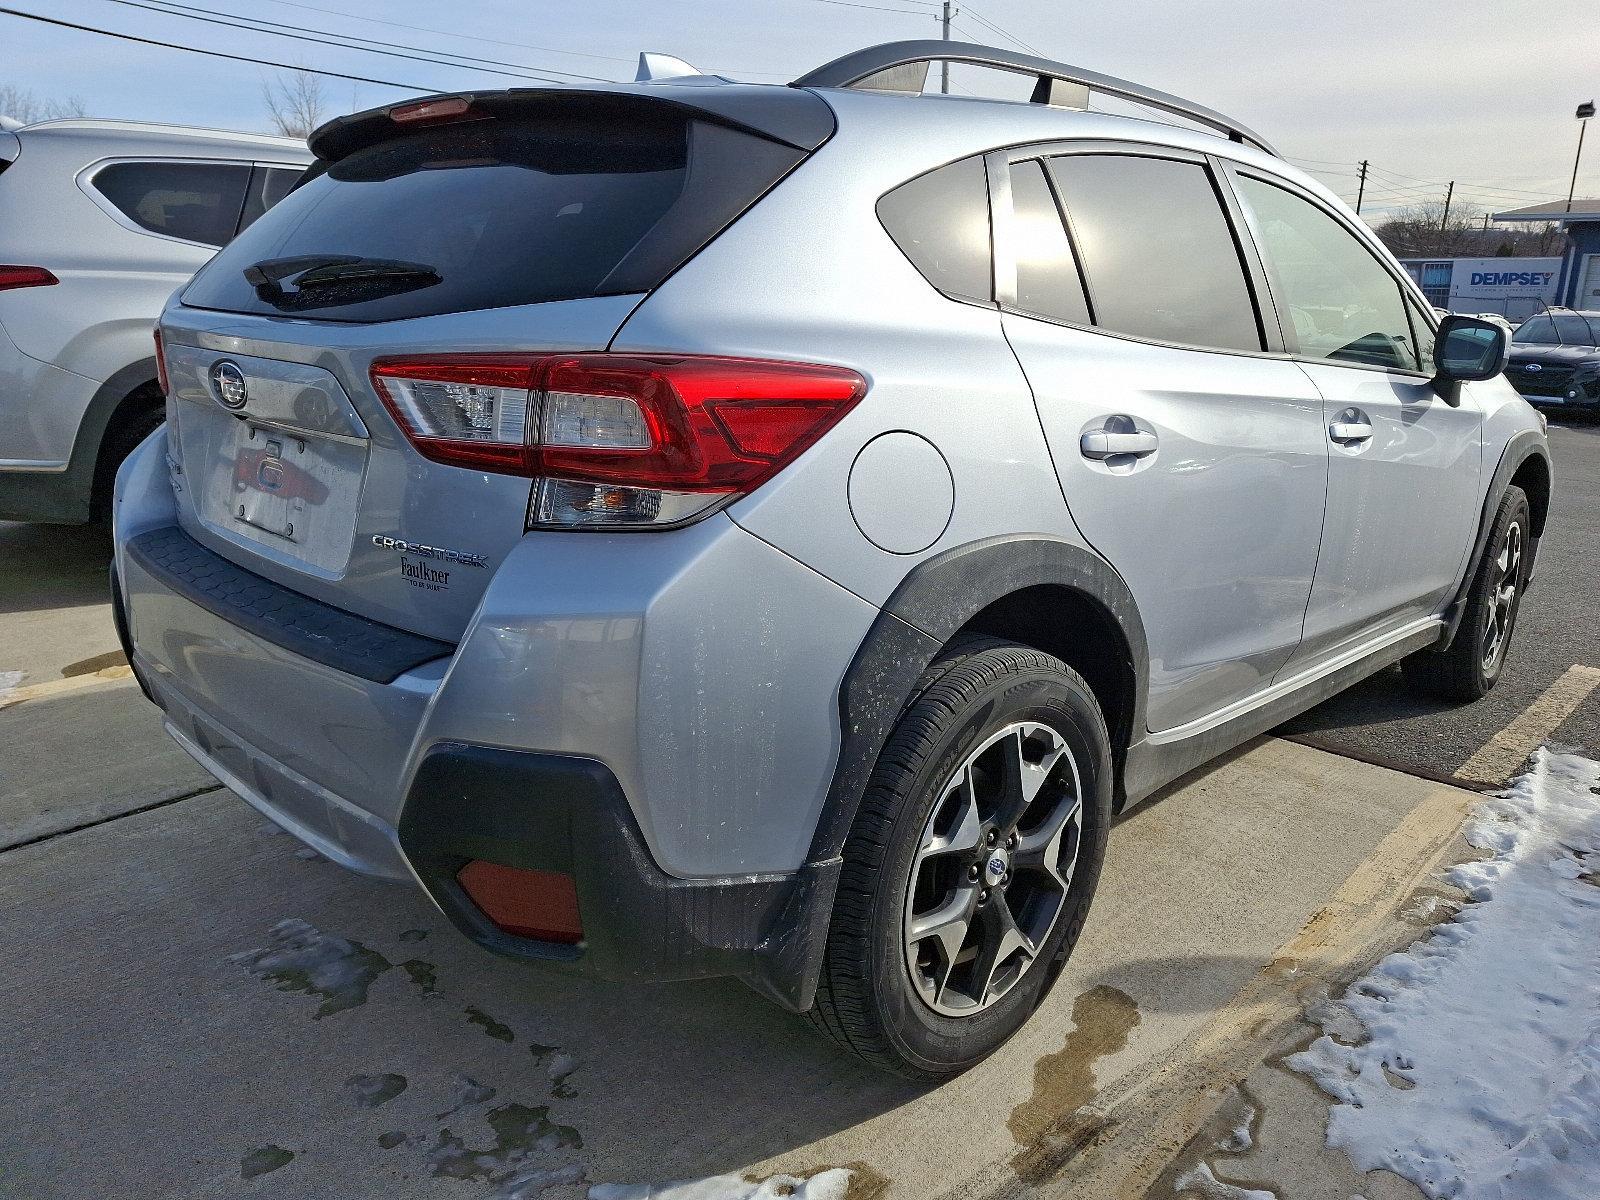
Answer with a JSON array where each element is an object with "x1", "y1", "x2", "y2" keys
[{"x1": 243, "y1": 255, "x2": 440, "y2": 306}]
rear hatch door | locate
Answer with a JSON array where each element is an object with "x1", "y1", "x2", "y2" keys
[{"x1": 160, "y1": 86, "x2": 832, "y2": 643}]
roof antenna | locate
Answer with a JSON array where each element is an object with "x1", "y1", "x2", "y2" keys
[{"x1": 635, "y1": 52, "x2": 703, "y2": 82}]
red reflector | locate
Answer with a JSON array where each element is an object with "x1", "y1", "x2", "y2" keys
[
  {"x1": 0, "y1": 265, "x2": 58, "y2": 291},
  {"x1": 153, "y1": 327, "x2": 170, "y2": 398},
  {"x1": 456, "y1": 860, "x2": 583, "y2": 944},
  {"x1": 391, "y1": 96, "x2": 472, "y2": 124}
]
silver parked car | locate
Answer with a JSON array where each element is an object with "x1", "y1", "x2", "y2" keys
[
  {"x1": 0, "y1": 116, "x2": 307, "y2": 523},
  {"x1": 112, "y1": 42, "x2": 1551, "y2": 1078}
]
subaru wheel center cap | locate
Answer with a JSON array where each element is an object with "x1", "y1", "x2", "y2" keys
[{"x1": 983, "y1": 848, "x2": 1010, "y2": 887}]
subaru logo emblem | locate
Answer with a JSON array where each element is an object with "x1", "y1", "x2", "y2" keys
[
  {"x1": 211, "y1": 360, "x2": 249, "y2": 410},
  {"x1": 1523, "y1": 363, "x2": 1542, "y2": 373},
  {"x1": 984, "y1": 853, "x2": 1009, "y2": 886}
]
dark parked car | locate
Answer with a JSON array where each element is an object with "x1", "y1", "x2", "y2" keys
[{"x1": 1506, "y1": 309, "x2": 1600, "y2": 411}]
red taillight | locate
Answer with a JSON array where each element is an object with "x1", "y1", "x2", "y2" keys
[
  {"x1": 153, "y1": 328, "x2": 170, "y2": 397},
  {"x1": 456, "y1": 860, "x2": 582, "y2": 944},
  {"x1": 370, "y1": 354, "x2": 867, "y2": 529},
  {"x1": 0, "y1": 265, "x2": 58, "y2": 291}
]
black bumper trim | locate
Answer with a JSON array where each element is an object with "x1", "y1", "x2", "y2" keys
[
  {"x1": 399, "y1": 743, "x2": 839, "y2": 1012},
  {"x1": 125, "y1": 525, "x2": 454, "y2": 684}
]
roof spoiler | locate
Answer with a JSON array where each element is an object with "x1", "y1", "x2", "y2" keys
[
  {"x1": 307, "y1": 85, "x2": 835, "y2": 162},
  {"x1": 792, "y1": 39, "x2": 1277, "y2": 157}
]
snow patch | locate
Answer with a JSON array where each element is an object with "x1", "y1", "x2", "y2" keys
[
  {"x1": 0, "y1": 670, "x2": 21, "y2": 699},
  {"x1": 1289, "y1": 748, "x2": 1600, "y2": 1200},
  {"x1": 1172, "y1": 1161, "x2": 1276, "y2": 1199},
  {"x1": 590, "y1": 1169, "x2": 854, "y2": 1200}
]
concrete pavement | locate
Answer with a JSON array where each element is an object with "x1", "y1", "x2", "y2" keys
[
  {"x1": 4, "y1": 422, "x2": 1598, "y2": 1198},
  {"x1": 0, "y1": 734, "x2": 1458, "y2": 1199}
]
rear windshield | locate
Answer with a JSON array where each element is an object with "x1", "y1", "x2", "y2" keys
[{"x1": 182, "y1": 111, "x2": 802, "y2": 322}]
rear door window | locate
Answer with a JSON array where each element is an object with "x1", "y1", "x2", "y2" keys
[
  {"x1": 92, "y1": 160, "x2": 251, "y2": 247},
  {"x1": 1234, "y1": 174, "x2": 1422, "y2": 371},
  {"x1": 1045, "y1": 153, "x2": 1263, "y2": 353},
  {"x1": 877, "y1": 155, "x2": 993, "y2": 304},
  {"x1": 1006, "y1": 159, "x2": 1090, "y2": 325},
  {"x1": 183, "y1": 112, "x2": 803, "y2": 322},
  {"x1": 237, "y1": 165, "x2": 303, "y2": 234}
]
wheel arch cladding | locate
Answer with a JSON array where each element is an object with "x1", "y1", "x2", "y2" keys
[
  {"x1": 808, "y1": 534, "x2": 1149, "y2": 871},
  {"x1": 1443, "y1": 431, "x2": 1551, "y2": 646},
  {"x1": 1509, "y1": 449, "x2": 1550, "y2": 539}
]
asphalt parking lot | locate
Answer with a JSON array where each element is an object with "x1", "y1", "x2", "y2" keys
[{"x1": 1, "y1": 415, "x2": 1596, "y2": 1200}]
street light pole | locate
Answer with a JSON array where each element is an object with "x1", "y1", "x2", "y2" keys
[{"x1": 1568, "y1": 101, "x2": 1595, "y2": 214}]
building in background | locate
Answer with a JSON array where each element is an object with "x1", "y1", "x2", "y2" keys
[
  {"x1": 1492, "y1": 200, "x2": 1600, "y2": 312},
  {"x1": 1397, "y1": 256, "x2": 1562, "y2": 320}
]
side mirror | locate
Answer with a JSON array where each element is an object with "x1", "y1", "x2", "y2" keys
[{"x1": 1434, "y1": 314, "x2": 1509, "y2": 382}]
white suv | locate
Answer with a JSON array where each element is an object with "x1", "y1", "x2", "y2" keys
[{"x1": 0, "y1": 117, "x2": 307, "y2": 523}]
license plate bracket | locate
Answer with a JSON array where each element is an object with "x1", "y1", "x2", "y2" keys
[{"x1": 231, "y1": 425, "x2": 331, "y2": 543}]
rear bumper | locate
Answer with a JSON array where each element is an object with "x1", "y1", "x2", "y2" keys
[
  {"x1": 113, "y1": 541, "x2": 844, "y2": 1007},
  {"x1": 111, "y1": 427, "x2": 877, "y2": 1007},
  {"x1": 400, "y1": 742, "x2": 840, "y2": 1009}
]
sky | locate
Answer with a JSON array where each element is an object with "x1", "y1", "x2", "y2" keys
[{"x1": 3, "y1": 0, "x2": 1597, "y2": 223}]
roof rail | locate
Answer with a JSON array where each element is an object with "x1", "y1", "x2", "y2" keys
[{"x1": 791, "y1": 40, "x2": 1277, "y2": 157}]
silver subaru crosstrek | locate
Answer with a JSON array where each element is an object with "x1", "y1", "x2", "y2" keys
[{"x1": 113, "y1": 41, "x2": 1551, "y2": 1078}]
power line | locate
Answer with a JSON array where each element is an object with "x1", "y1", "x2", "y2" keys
[
  {"x1": 809, "y1": 0, "x2": 937, "y2": 14},
  {"x1": 96, "y1": 0, "x2": 583, "y2": 85},
  {"x1": 960, "y1": 3, "x2": 1045, "y2": 57},
  {"x1": 254, "y1": 0, "x2": 638, "y2": 66},
  {"x1": 0, "y1": 5, "x2": 430, "y2": 90},
  {"x1": 250, "y1": 0, "x2": 789, "y2": 79},
  {"x1": 127, "y1": 0, "x2": 614, "y2": 82}
]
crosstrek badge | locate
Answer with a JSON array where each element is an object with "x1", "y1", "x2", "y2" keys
[{"x1": 370, "y1": 534, "x2": 488, "y2": 569}]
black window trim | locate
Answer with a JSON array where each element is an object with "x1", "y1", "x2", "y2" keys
[
  {"x1": 985, "y1": 138, "x2": 1286, "y2": 361},
  {"x1": 1218, "y1": 160, "x2": 1440, "y2": 381},
  {"x1": 77, "y1": 154, "x2": 308, "y2": 250}
]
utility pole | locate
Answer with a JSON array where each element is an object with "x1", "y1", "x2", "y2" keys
[
  {"x1": 940, "y1": 1, "x2": 957, "y2": 95},
  {"x1": 1355, "y1": 160, "x2": 1368, "y2": 214},
  {"x1": 1568, "y1": 100, "x2": 1595, "y2": 214},
  {"x1": 1440, "y1": 180, "x2": 1455, "y2": 235}
]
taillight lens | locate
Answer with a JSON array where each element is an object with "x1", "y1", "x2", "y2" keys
[
  {"x1": 370, "y1": 354, "x2": 867, "y2": 530},
  {"x1": 0, "y1": 265, "x2": 58, "y2": 291},
  {"x1": 153, "y1": 327, "x2": 170, "y2": 397}
]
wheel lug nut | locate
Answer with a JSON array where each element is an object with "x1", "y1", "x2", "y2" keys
[
  {"x1": 967, "y1": 864, "x2": 980, "y2": 881},
  {"x1": 1007, "y1": 833, "x2": 1017, "y2": 849},
  {"x1": 986, "y1": 830, "x2": 998, "y2": 846},
  {"x1": 980, "y1": 889, "x2": 990, "y2": 903}
]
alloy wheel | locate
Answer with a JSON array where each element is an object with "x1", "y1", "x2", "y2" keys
[
  {"x1": 1481, "y1": 521, "x2": 1523, "y2": 672},
  {"x1": 903, "y1": 721, "x2": 1083, "y2": 1016}
]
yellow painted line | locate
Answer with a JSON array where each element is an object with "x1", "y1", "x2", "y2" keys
[
  {"x1": 1456, "y1": 664, "x2": 1600, "y2": 785},
  {"x1": 0, "y1": 666, "x2": 134, "y2": 712},
  {"x1": 1028, "y1": 774, "x2": 1482, "y2": 1198}
]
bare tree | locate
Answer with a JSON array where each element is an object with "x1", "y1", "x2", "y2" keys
[
  {"x1": 260, "y1": 68, "x2": 327, "y2": 139},
  {"x1": 0, "y1": 82, "x2": 87, "y2": 124},
  {"x1": 1374, "y1": 201, "x2": 1569, "y2": 259}
]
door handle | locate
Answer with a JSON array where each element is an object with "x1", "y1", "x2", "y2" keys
[
  {"x1": 1329, "y1": 408, "x2": 1374, "y2": 444},
  {"x1": 1080, "y1": 427, "x2": 1158, "y2": 460}
]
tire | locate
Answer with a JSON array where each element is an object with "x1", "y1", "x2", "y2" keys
[
  {"x1": 807, "y1": 636, "x2": 1113, "y2": 1080},
  {"x1": 1403, "y1": 485, "x2": 1531, "y2": 702},
  {"x1": 90, "y1": 390, "x2": 164, "y2": 524}
]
